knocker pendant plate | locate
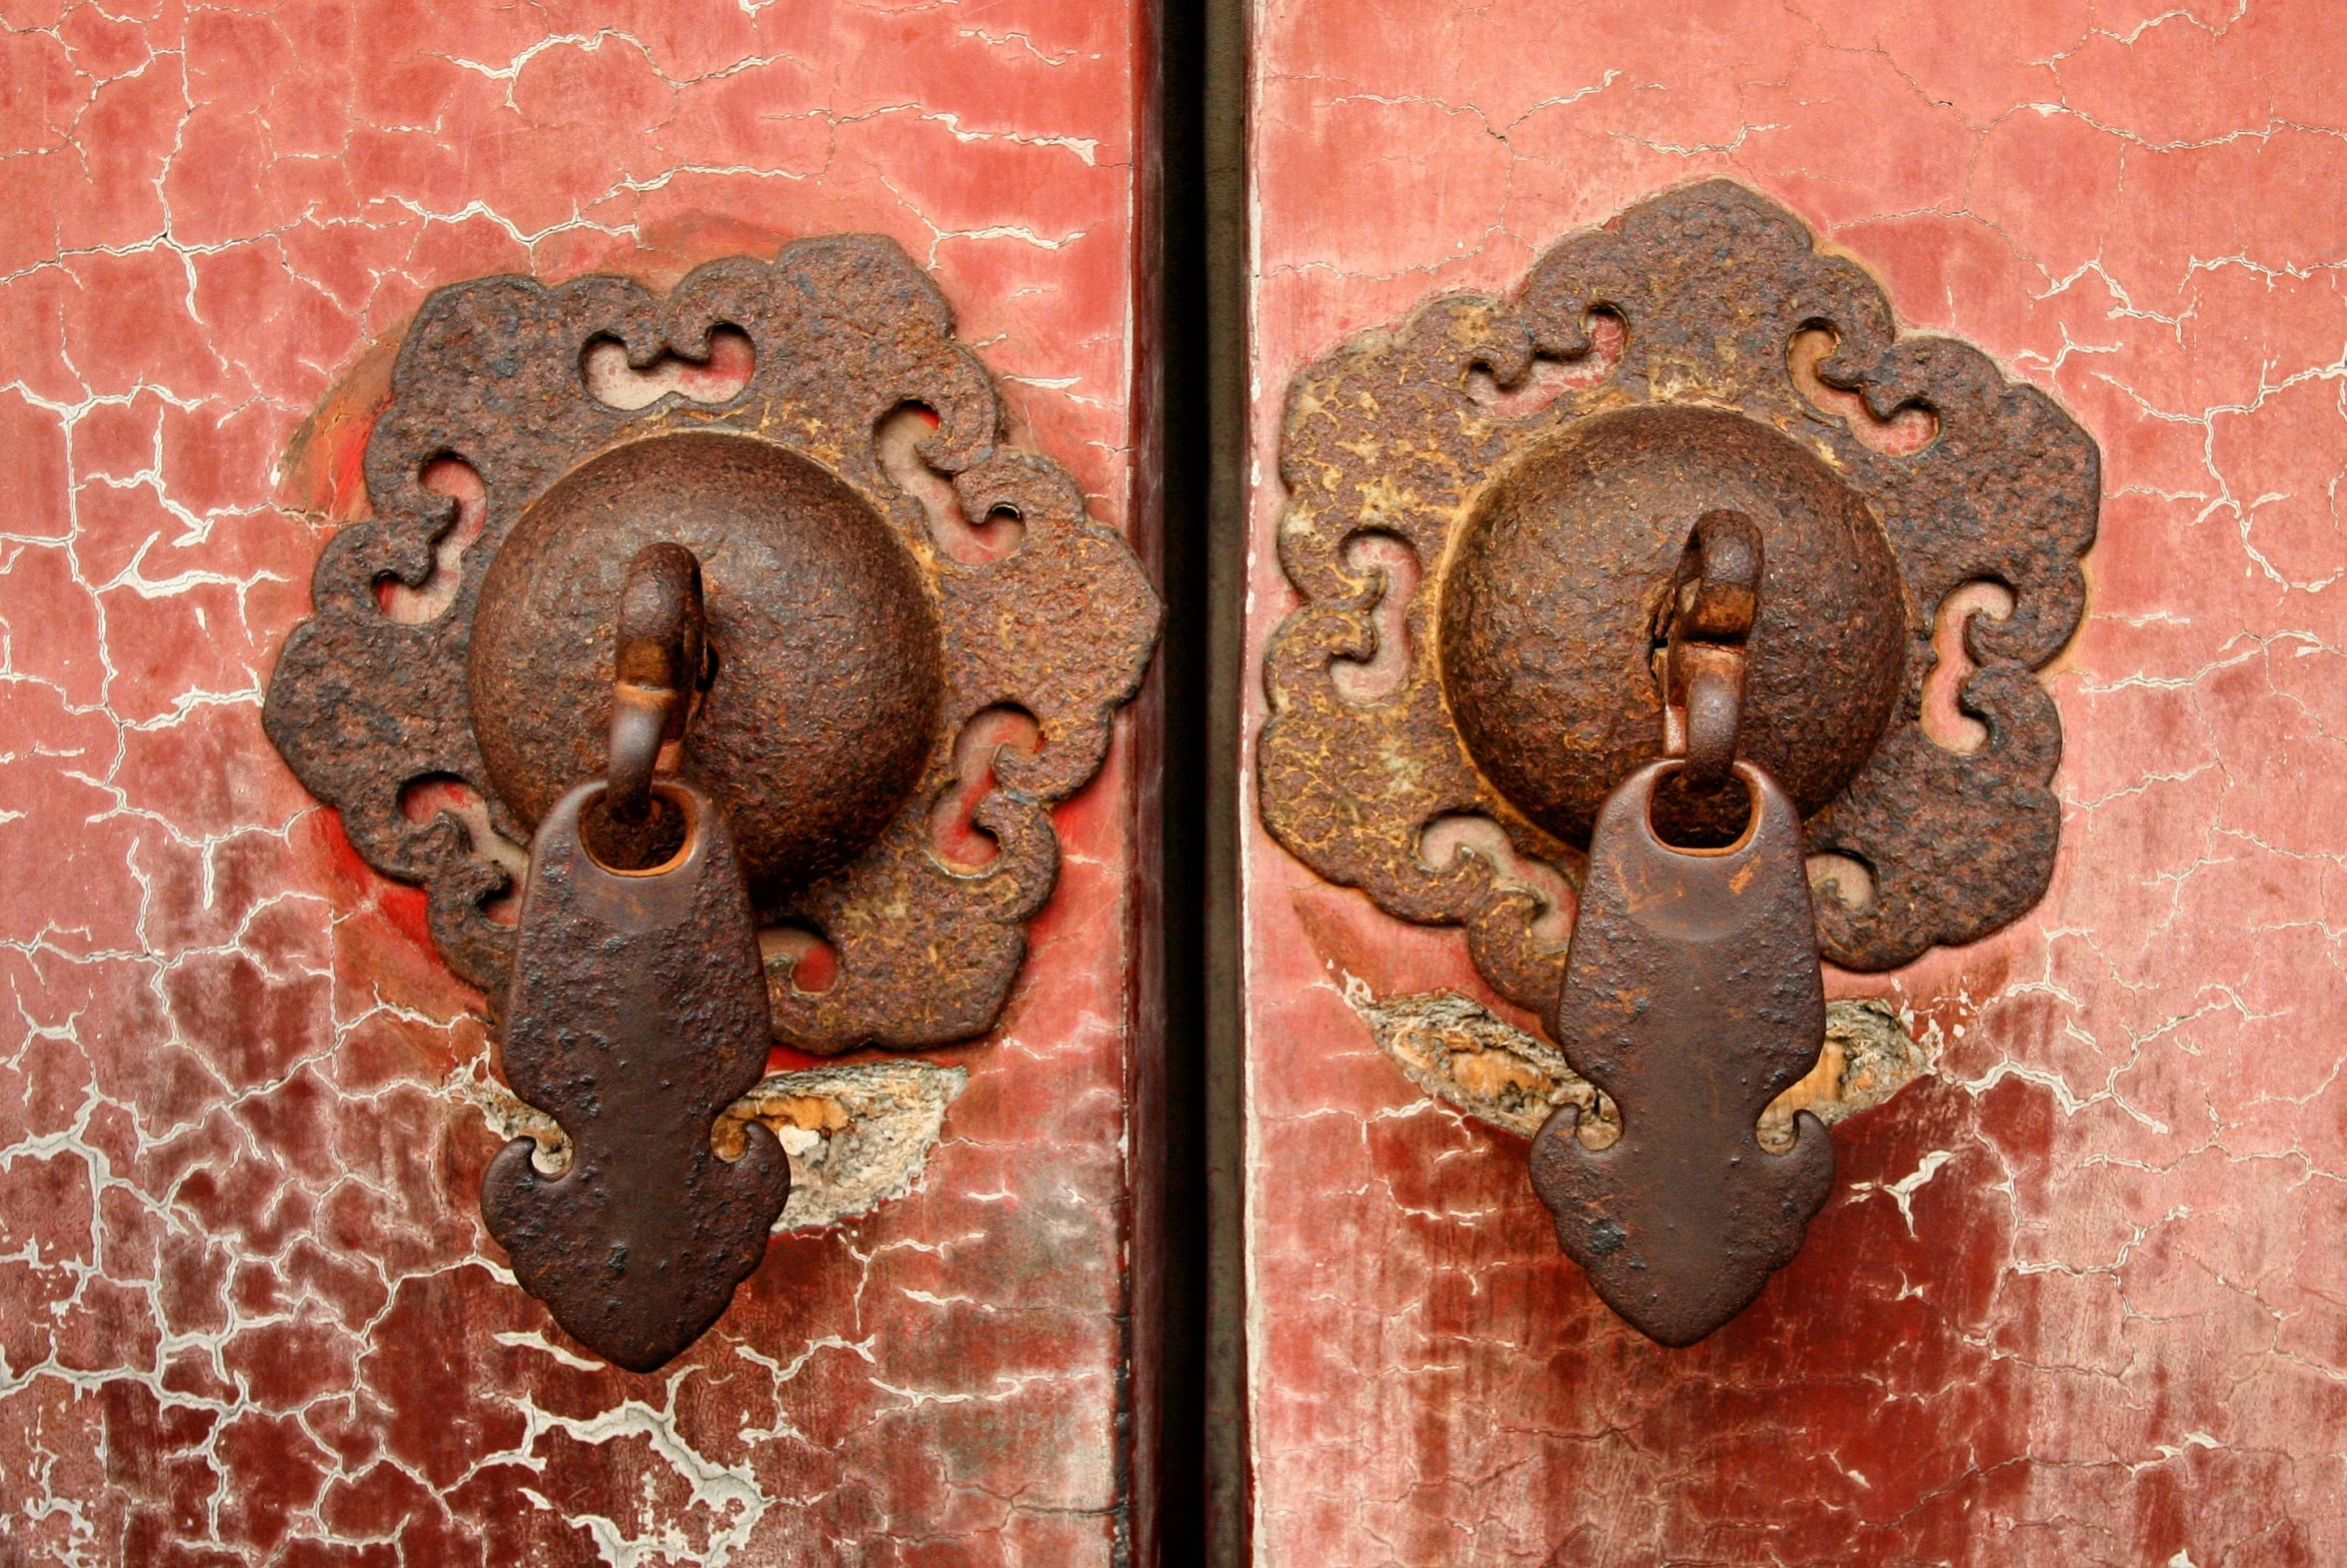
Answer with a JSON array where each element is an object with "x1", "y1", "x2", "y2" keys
[
  {"x1": 1530, "y1": 761, "x2": 1834, "y2": 1347},
  {"x1": 482, "y1": 780, "x2": 788, "y2": 1373}
]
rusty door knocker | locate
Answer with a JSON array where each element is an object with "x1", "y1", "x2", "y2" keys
[
  {"x1": 266, "y1": 237, "x2": 1160, "y2": 1369},
  {"x1": 1529, "y1": 515, "x2": 1837, "y2": 1345},
  {"x1": 1256, "y1": 180, "x2": 2097, "y2": 1344},
  {"x1": 481, "y1": 544, "x2": 795, "y2": 1372}
]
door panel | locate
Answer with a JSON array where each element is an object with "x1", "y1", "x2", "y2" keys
[
  {"x1": 0, "y1": 3, "x2": 1163, "y2": 1563},
  {"x1": 1239, "y1": 4, "x2": 2347, "y2": 1564}
]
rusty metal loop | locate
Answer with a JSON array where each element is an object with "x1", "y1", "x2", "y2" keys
[
  {"x1": 1661, "y1": 510, "x2": 1762, "y2": 792},
  {"x1": 1678, "y1": 653, "x2": 1744, "y2": 789},
  {"x1": 608, "y1": 542, "x2": 706, "y2": 824},
  {"x1": 1675, "y1": 509, "x2": 1762, "y2": 639}
]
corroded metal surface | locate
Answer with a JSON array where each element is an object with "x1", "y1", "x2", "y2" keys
[
  {"x1": 473, "y1": 431, "x2": 941, "y2": 895},
  {"x1": 265, "y1": 236, "x2": 1161, "y2": 1050},
  {"x1": 1257, "y1": 180, "x2": 2097, "y2": 993},
  {"x1": 1528, "y1": 761, "x2": 1835, "y2": 1346},
  {"x1": 482, "y1": 780, "x2": 787, "y2": 1372},
  {"x1": 1445, "y1": 407, "x2": 1901, "y2": 845}
]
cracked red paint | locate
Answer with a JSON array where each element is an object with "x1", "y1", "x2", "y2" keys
[
  {"x1": 0, "y1": 1, "x2": 1151, "y2": 1562},
  {"x1": 1244, "y1": 3, "x2": 2347, "y2": 1564}
]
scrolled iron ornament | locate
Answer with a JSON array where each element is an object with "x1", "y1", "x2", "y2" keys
[
  {"x1": 1258, "y1": 179, "x2": 2097, "y2": 1003},
  {"x1": 267, "y1": 235, "x2": 1160, "y2": 1055}
]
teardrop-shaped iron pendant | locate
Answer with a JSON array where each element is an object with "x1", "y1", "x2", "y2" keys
[
  {"x1": 1529, "y1": 760, "x2": 1835, "y2": 1346},
  {"x1": 482, "y1": 780, "x2": 790, "y2": 1371}
]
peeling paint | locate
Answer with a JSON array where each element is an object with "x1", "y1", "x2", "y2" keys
[
  {"x1": 1356, "y1": 984, "x2": 1925, "y2": 1153},
  {"x1": 465, "y1": 1060, "x2": 969, "y2": 1235}
]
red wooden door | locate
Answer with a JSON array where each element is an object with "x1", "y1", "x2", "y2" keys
[
  {"x1": 1237, "y1": 3, "x2": 2347, "y2": 1565},
  {"x1": 0, "y1": 3, "x2": 1173, "y2": 1563}
]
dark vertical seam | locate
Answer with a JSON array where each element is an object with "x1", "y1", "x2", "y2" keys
[
  {"x1": 1127, "y1": 0, "x2": 1184, "y2": 1564},
  {"x1": 1141, "y1": 0, "x2": 1214, "y2": 1563},
  {"x1": 1199, "y1": 0, "x2": 1250, "y2": 1561}
]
